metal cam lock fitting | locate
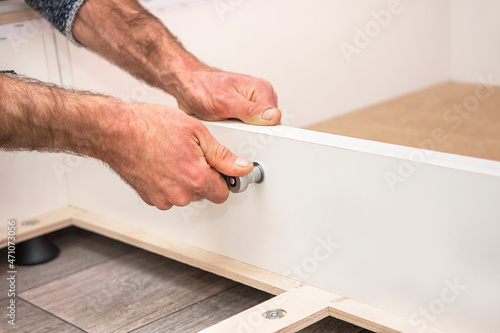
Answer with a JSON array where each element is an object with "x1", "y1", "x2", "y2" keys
[{"x1": 223, "y1": 162, "x2": 264, "y2": 193}]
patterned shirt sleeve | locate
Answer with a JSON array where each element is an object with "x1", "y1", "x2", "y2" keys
[{"x1": 25, "y1": 0, "x2": 87, "y2": 44}]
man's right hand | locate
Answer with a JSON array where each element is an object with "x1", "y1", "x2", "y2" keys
[
  {"x1": 1, "y1": 74, "x2": 253, "y2": 210},
  {"x1": 100, "y1": 103, "x2": 253, "y2": 210}
]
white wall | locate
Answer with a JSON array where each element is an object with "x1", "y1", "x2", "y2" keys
[
  {"x1": 450, "y1": 0, "x2": 500, "y2": 84},
  {"x1": 64, "y1": 0, "x2": 451, "y2": 128}
]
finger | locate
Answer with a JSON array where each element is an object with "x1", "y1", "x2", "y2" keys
[
  {"x1": 245, "y1": 79, "x2": 278, "y2": 107},
  {"x1": 197, "y1": 168, "x2": 230, "y2": 204},
  {"x1": 198, "y1": 128, "x2": 253, "y2": 177},
  {"x1": 136, "y1": 189, "x2": 154, "y2": 206},
  {"x1": 228, "y1": 94, "x2": 282, "y2": 125},
  {"x1": 150, "y1": 195, "x2": 174, "y2": 210}
]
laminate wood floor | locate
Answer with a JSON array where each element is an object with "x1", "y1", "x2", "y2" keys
[{"x1": 0, "y1": 227, "x2": 372, "y2": 333}]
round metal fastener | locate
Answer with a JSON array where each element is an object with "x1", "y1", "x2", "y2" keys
[
  {"x1": 263, "y1": 309, "x2": 286, "y2": 320},
  {"x1": 21, "y1": 220, "x2": 38, "y2": 227}
]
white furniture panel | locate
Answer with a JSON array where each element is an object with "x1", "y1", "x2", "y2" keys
[{"x1": 65, "y1": 121, "x2": 500, "y2": 333}]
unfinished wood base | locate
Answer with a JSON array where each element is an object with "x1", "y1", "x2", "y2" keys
[
  {"x1": 0, "y1": 8, "x2": 40, "y2": 25},
  {"x1": 1, "y1": 206, "x2": 446, "y2": 333},
  {"x1": 307, "y1": 82, "x2": 500, "y2": 162}
]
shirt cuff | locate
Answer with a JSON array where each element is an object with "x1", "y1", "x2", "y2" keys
[{"x1": 25, "y1": 0, "x2": 87, "y2": 46}]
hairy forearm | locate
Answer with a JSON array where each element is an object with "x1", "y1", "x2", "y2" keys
[
  {"x1": 0, "y1": 74, "x2": 127, "y2": 160},
  {"x1": 73, "y1": 0, "x2": 202, "y2": 96}
]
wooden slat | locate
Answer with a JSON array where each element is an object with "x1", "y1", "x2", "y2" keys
[
  {"x1": 0, "y1": 206, "x2": 74, "y2": 248},
  {"x1": 200, "y1": 285, "x2": 332, "y2": 333},
  {"x1": 19, "y1": 249, "x2": 238, "y2": 333},
  {"x1": 0, "y1": 297, "x2": 83, "y2": 333},
  {"x1": 307, "y1": 82, "x2": 500, "y2": 162},
  {"x1": 0, "y1": 8, "x2": 40, "y2": 25},
  {"x1": 203, "y1": 284, "x2": 447, "y2": 333}
]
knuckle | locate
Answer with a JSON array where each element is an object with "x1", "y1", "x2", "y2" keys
[
  {"x1": 214, "y1": 144, "x2": 232, "y2": 162},
  {"x1": 245, "y1": 103, "x2": 260, "y2": 117},
  {"x1": 187, "y1": 170, "x2": 211, "y2": 193},
  {"x1": 149, "y1": 192, "x2": 176, "y2": 210},
  {"x1": 170, "y1": 191, "x2": 193, "y2": 207},
  {"x1": 153, "y1": 199, "x2": 173, "y2": 211},
  {"x1": 260, "y1": 79, "x2": 273, "y2": 90},
  {"x1": 212, "y1": 189, "x2": 229, "y2": 204},
  {"x1": 189, "y1": 118, "x2": 208, "y2": 134}
]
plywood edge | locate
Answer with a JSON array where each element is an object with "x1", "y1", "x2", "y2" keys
[
  {"x1": 203, "y1": 284, "x2": 448, "y2": 333},
  {"x1": 327, "y1": 298, "x2": 446, "y2": 333},
  {"x1": 0, "y1": 206, "x2": 74, "y2": 247},
  {"x1": 201, "y1": 285, "x2": 332, "y2": 333},
  {"x1": 1, "y1": 206, "x2": 449, "y2": 333}
]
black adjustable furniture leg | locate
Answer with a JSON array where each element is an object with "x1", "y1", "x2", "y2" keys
[{"x1": 16, "y1": 235, "x2": 60, "y2": 266}]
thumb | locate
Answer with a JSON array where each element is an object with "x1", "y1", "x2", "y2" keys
[
  {"x1": 198, "y1": 128, "x2": 253, "y2": 177},
  {"x1": 228, "y1": 95, "x2": 282, "y2": 126}
]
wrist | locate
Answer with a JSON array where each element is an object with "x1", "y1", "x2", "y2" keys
[
  {"x1": 155, "y1": 50, "x2": 209, "y2": 97},
  {"x1": 69, "y1": 96, "x2": 133, "y2": 162}
]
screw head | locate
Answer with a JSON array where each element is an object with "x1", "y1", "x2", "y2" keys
[
  {"x1": 263, "y1": 309, "x2": 286, "y2": 320},
  {"x1": 21, "y1": 220, "x2": 38, "y2": 227}
]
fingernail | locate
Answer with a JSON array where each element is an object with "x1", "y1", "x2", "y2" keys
[
  {"x1": 235, "y1": 157, "x2": 251, "y2": 167},
  {"x1": 262, "y1": 108, "x2": 278, "y2": 121}
]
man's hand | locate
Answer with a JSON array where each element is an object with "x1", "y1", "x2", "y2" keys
[
  {"x1": 0, "y1": 75, "x2": 252, "y2": 210},
  {"x1": 73, "y1": 0, "x2": 282, "y2": 126},
  {"x1": 104, "y1": 103, "x2": 253, "y2": 210},
  {"x1": 165, "y1": 66, "x2": 281, "y2": 126}
]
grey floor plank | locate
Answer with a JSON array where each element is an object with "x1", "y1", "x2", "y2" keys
[
  {"x1": 19, "y1": 249, "x2": 238, "y2": 333},
  {"x1": 299, "y1": 317, "x2": 372, "y2": 333},
  {"x1": 0, "y1": 297, "x2": 84, "y2": 333},
  {"x1": 298, "y1": 316, "x2": 370, "y2": 333},
  {"x1": 132, "y1": 284, "x2": 273, "y2": 333},
  {"x1": 0, "y1": 226, "x2": 135, "y2": 293}
]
